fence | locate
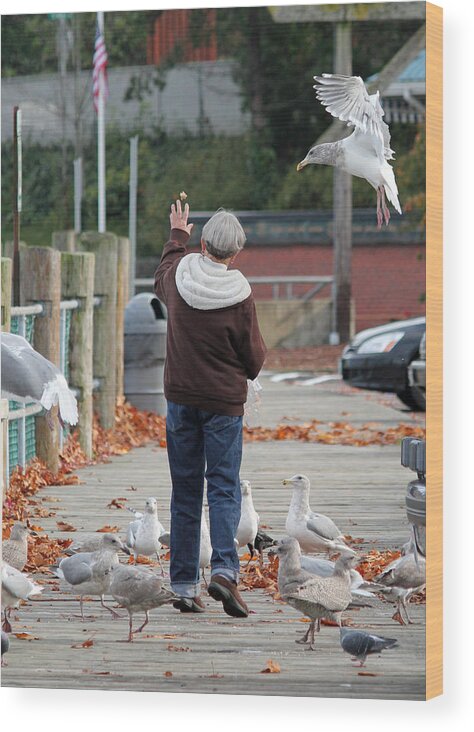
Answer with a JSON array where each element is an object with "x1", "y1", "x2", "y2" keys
[{"x1": 1, "y1": 232, "x2": 130, "y2": 493}]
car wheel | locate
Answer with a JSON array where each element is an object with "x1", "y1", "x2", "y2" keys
[{"x1": 397, "y1": 387, "x2": 425, "y2": 411}]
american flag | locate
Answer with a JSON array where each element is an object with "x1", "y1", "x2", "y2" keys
[{"x1": 92, "y1": 19, "x2": 108, "y2": 112}]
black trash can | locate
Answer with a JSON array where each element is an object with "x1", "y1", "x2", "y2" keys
[{"x1": 124, "y1": 293, "x2": 167, "y2": 415}]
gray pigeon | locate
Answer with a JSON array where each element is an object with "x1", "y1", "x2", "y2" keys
[
  {"x1": 55, "y1": 533, "x2": 130, "y2": 619},
  {"x1": 1, "y1": 630, "x2": 10, "y2": 666},
  {"x1": 1, "y1": 332, "x2": 78, "y2": 427},
  {"x1": 339, "y1": 627, "x2": 398, "y2": 666},
  {"x1": 275, "y1": 536, "x2": 355, "y2": 650},
  {"x1": 109, "y1": 564, "x2": 177, "y2": 641}
]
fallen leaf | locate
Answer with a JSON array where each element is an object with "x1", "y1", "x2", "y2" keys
[
  {"x1": 163, "y1": 671, "x2": 173, "y2": 677},
  {"x1": 96, "y1": 525, "x2": 120, "y2": 533},
  {"x1": 56, "y1": 521, "x2": 77, "y2": 532},
  {"x1": 167, "y1": 644, "x2": 190, "y2": 652},
  {"x1": 107, "y1": 498, "x2": 126, "y2": 509},
  {"x1": 358, "y1": 671, "x2": 377, "y2": 677},
  {"x1": 391, "y1": 610, "x2": 405, "y2": 625},
  {"x1": 13, "y1": 632, "x2": 40, "y2": 641},
  {"x1": 72, "y1": 638, "x2": 94, "y2": 648},
  {"x1": 260, "y1": 659, "x2": 281, "y2": 674}
]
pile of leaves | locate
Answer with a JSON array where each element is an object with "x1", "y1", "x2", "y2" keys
[
  {"x1": 356, "y1": 549, "x2": 401, "y2": 581},
  {"x1": 239, "y1": 553, "x2": 280, "y2": 598},
  {"x1": 244, "y1": 420, "x2": 425, "y2": 446}
]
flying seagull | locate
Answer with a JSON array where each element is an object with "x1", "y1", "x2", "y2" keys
[
  {"x1": 1, "y1": 332, "x2": 78, "y2": 428},
  {"x1": 297, "y1": 74, "x2": 402, "y2": 228}
]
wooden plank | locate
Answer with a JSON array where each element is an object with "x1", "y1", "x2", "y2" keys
[
  {"x1": 61, "y1": 252, "x2": 95, "y2": 458},
  {"x1": 78, "y1": 232, "x2": 118, "y2": 430},
  {"x1": 425, "y1": 0, "x2": 443, "y2": 702},
  {"x1": 19, "y1": 246, "x2": 61, "y2": 473}
]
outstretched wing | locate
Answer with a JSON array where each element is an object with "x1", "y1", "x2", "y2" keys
[{"x1": 314, "y1": 74, "x2": 394, "y2": 161}]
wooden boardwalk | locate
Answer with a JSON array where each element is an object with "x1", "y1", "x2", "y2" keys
[{"x1": 2, "y1": 376, "x2": 426, "y2": 699}]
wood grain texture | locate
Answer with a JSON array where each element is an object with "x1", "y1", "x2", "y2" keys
[{"x1": 426, "y1": 1, "x2": 443, "y2": 701}]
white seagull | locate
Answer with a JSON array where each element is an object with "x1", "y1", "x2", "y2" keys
[
  {"x1": 2, "y1": 562, "x2": 43, "y2": 633},
  {"x1": 1, "y1": 332, "x2": 78, "y2": 428},
  {"x1": 283, "y1": 474, "x2": 347, "y2": 554},
  {"x1": 235, "y1": 479, "x2": 259, "y2": 562},
  {"x1": 126, "y1": 497, "x2": 168, "y2": 575},
  {"x1": 297, "y1": 74, "x2": 402, "y2": 228}
]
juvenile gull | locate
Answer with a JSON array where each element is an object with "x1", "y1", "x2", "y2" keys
[
  {"x1": 2, "y1": 523, "x2": 29, "y2": 571},
  {"x1": 283, "y1": 475, "x2": 347, "y2": 554},
  {"x1": 340, "y1": 627, "x2": 398, "y2": 666},
  {"x1": 275, "y1": 537, "x2": 355, "y2": 650},
  {"x1": 2, "y1": 562, "x2": 43, "y2": 632},
  {"x1": 55, "y1": 533, "x2": 130, "y2": 620},
  {"x1": 1, "y1": 629, "x2": 10, "y2": 666},
  {"x1": 109, "y1": 564, "x2": 176, "y2": 641},
  {"x1": 374, "y1": 536, "x2": 426, "y2": 624},
  {"x1": 297, "y1": 74, "x2": 401, "y2": 228},
  {"x1": 1, "y1": 332, "x2": 78, "y2": 427},
  {"x1": 126, "y1": 497, "x2": 167, "y2": 574},
  {"x1": 236, "y1": 480, "x2": 259, "y2": 562},
  {"x1": 300, "y1": 554, "x2": 384, "y2": 608}
]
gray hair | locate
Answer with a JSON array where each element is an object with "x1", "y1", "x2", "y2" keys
[{"x1": 201, "y1": 209, "x2": 246, "y2": 260}]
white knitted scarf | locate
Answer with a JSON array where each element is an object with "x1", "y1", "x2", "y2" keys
[{"x1": 175, "y1": 253, "x2": 251, "y2": 311}]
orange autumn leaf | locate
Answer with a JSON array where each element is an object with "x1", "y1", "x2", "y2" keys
[
  {"x1": 14, "y1": 632, "x2": 39, "y2": 641},
  {"x1": 260, "y1": 659, "x2": 281, "y2": 674},
  {"x1": 56, "y1": 521, "x2": 77, "y2": 532},
  {"x1": 358, "y1": 671, "x2": 377, "y2": 677},
  {"x1": 96, "y1": 525, "x2": 120, "y2": 533},
  {"x1": 163, "y1": 671, "x2": 173, "y2": 678},
  {"x1": 72, "y1": 638, "x2": 94, "y2": 648}
]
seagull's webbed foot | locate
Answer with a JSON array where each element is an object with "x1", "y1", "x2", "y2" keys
[
  {"x1": 2, "y1": 613, "x2": 12, "y2": 634},
  {"x1": 101, "y1": 596, "x2": 124, "y2": 620}
]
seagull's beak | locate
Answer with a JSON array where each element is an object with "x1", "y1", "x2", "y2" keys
[
  {"x1": 296, "y1": 159, "x2": 308, "y2": 172},
  {"x1": 282, "y1": 479, "x2": 291, "y2": 486},
  {"x1": 121, "y1": 544, "x2": 131, "y2": 555}
]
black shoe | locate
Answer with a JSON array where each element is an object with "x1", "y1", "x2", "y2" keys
[{"x1": 173, "y1": 596, "x2": 205, "y2": 613}]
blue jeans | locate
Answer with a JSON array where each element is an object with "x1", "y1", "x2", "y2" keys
[{"x1": 166, "y1": 400, "x2": 243, "y2": 598}]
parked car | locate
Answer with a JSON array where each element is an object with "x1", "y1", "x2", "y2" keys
[
  {"x1": 340, "y1": 316, "x2": 426, "y2": 410},
  {"x1": 407, "y1": 331, "x2": 426, "y2": 410}
]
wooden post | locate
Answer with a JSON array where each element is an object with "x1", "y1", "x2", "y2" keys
[
  {"x1": 332, "y1": 21, "x2": 353, "y2": 344},
  {"x1": 116, "y1": 237, "x2": 130, "y2": 401},
  {"x1": 52, "y1": 230, "x2": 77, "y2": 252},
  {"x1": 61, "y1": 252, "x2": 95, "y2": 458},
  {"x1": 1, "y1": 257, "x2": 12, "y2": 332},
  {"x1": 78, "y1": 232, "x2": 118, "y2": 430},
  {"x1": 19, "y1": 247, "x2": 61, "y2": 473}
]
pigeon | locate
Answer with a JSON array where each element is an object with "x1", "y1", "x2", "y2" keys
[
  {"x1": 297, "y1": 74, "x2": 401, "y2": 228},
  {"x1": 54, "y1": 533, "x2": 130, "y2": 620},
  {"x1": 109, "y1": 564, "x2": 176, "y2": 641},
  {"x1": 300, "y1": 554, "x2": 384, "y2": 608},
  {"x1": 126, "y1": 497, "x2": 168, "y2": 574},
  {"x1": 1, "y1": 629, "x2": 10, "y2": 666},
  {"x1": 340, "y1": 627, "x2": 398, "y2": 666},
  {"x1": 254, "y1": 529, "x2": 275, "y2": 567},
  {"x1": 1, "y1": 332, "x2": 78, "y2": 427},
  {"x1": 2, "y1": 523, "x2": 29, "y2": 571},
  {"x1": 2, "y1": 562, "x2": 43, "y2": 633},
  {"x1": 374, "y1": 536, "x2": 426, "y2": 624},
  {"x1": 283, "y1": 475, "x2": 347, "y2": 554},
  {"x1": 275, "y1": 536, "x2": 355, "y2": 650},
  {"x1": 236, "y1": 480, "x2": 259, "y2": 562}
]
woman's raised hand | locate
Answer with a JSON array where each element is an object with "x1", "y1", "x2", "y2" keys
[{"x1": 170, "y1": 199, "x2": 193, "y2": 235}]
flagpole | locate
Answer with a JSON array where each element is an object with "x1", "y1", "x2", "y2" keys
[{"x1": 97, "y1": 10, "x2": 106, "y2": 233}]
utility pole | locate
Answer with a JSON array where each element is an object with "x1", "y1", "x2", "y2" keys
[
  {"x1": 57, "y1": 14, "x2": 70, "y2": 228},
  {"x1": 12, "y1": 107, "x2": 22, "y2": 306},
  {"x1": 331, "y1": 22, "x2": 353, "y2": 344}
]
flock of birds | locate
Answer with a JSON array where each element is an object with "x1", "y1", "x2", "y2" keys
[{"x1": 2, "y1": 474, "x2": 425, "y2": 668}]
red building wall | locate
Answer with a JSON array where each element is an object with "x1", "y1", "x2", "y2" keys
[
  {"x1": 232, "y1": 244, "x2": 426, "y2": 333},
  {"x1": 147, "y1": 9, "x2": 217, "y2": 66}
]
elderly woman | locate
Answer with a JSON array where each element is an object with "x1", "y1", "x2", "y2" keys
[{"x1": 154, "y1": 201, "x2": 267, "y2": 618}]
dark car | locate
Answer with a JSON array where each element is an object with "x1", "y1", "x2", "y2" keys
[{"x1": 340, "y1": 316, "x2": 426, "y2": 410}]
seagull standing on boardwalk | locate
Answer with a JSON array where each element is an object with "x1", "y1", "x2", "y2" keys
[
  {"x1": 235, "y1": 480, "x2": 259, "y2": 562},
  {"x1": 297, "y1": 74, "x2": 401, "y2": 228},
  {"x1": 283, "y1": 475, "x2": 347, "y2": 554},
  {"x1": 2, "y1": 563, "x2": 43, "y2": 633},
  {"x1": 1, "y1": 333, "x2": 78, "y2": 428},
  {"x1": 300, "y1": 554, "x2": 384, "y2": 608},
  {"x1": 109, "y1": 564, "x2": 176, "y2": 642},
  {"x1": 2, "y1": 523, "x2": 29, "y2": 571},
  {"x1": 275, "y1": 537, "x2": 355, "y2": 650},
  {"x1": 374, "y1": 536, "x2": 426, "y2": 624},
  {"x1": 339, "y1": 627, "x2": 398, "y2": 666},
  {"x1": 55, "y1": 533, "x2": 130, "y2": 620},
  {"x1": 126, "y1": 497, "x2": 167, "y2": 574}
]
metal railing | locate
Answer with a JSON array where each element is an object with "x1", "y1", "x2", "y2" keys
[{"x1": 134, "y1": 275, "x2": 334, "y2": 301}]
